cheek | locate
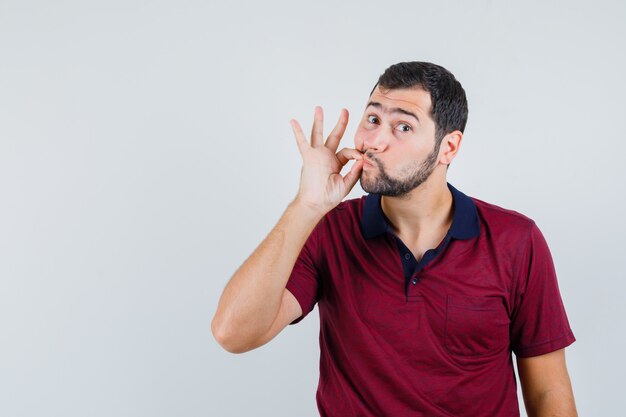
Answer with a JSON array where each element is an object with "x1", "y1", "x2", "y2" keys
[
  {"x1": 354, "y1": 130, "x2": 364, "y2": 151},
  {"x1": 354, "y1": 126, "x2": 373, "y2": 152}
]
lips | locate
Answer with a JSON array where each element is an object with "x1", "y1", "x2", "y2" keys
[{"x1": 363, "y1": 158, "x2": 376, "y2": 168}]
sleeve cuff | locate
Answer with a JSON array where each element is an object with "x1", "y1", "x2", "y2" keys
[
  {"x1": 285, "y1": 280, "x2": 312, "y2": 325},
  {"x1": 513, "y1": 329, "x2": 576, "y2": 357}
]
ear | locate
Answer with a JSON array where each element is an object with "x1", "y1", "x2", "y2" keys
[{"x1": 439, "y1": 130, "x2": 462, "y2": 165}]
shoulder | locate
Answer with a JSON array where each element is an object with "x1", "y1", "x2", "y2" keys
[
  {"x1": 470, "y1": 196, "x2": 537, "y2": 238},
  {"x1": 328, "y1": 195, "x2": 365, "y2": 218},
  {"x1": 316, "y1": 195, "x2": 365, "y2": 233}
]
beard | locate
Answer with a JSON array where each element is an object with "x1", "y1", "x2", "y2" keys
[{"x1": 359, "y1": 141, "x2": 441, "y2": 198}]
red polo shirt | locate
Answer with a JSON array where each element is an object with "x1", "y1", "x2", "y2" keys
[{"x1": 285, "y1": 182, "x2": 576, "y2": 417}]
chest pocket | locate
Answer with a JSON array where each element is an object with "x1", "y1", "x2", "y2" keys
[{"x1": 444, "y1": 294, "x2": 511, "y2": 357}]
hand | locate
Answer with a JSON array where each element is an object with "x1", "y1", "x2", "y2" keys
[{"x1": 291, "y1": 106, "x2": 364, "y2": 214}]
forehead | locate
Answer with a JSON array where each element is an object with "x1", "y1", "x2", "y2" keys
[{"x1": 368, "y1": 86, "x2": 432, "y2": 117}]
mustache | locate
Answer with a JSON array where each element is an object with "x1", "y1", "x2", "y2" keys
[{"x1": 364, "y1": 154, "x2": 379, "y2": 165}]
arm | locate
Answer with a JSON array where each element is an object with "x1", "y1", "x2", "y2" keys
[
  {"x1": 516, "y1": 348, "x2": 578, "y2": 417},
  {"x1": 211, "y1": 107, "x2": 363, "y2": 354},
  {"x1": 211, "y1": 199, "x2": 325, "y2": 353}
]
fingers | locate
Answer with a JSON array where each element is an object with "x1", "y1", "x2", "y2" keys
[
  {"x1": 337, "y1": 146, "x2": 364, "y2": 191},
  {"x1": 326, "y1": 108, "x2": 349, "y2": 152},
  {"x1": 290, "y1": 119, "x2": 308, "y2": 156},
  {"x1": 336, "y1": 147, "x2": 364, "y2": 166},
  {"x1": 292, "y1": 106, "x2": 350, "y2": 155},
  {"x1": 310, "y1": 106, "x2": 324, "y2": 148},
  {"x1": 342, "y1": 158, "x2": 364, "y2": 190}
]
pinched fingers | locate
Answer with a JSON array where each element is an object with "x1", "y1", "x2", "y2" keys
[
  {"x1": 336, "y1": 147, "x2": 364, "y2": 166},
  {"x1": 343, "y1": 157, "x2": 364, "y2": 190}
]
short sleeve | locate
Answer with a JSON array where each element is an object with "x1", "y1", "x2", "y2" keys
[
  {"x1": 285, "y1": 217, "x2": 324, "y2": 325},
  {"x1": 510, "y1": 221, "x2": 576, "y2": 357}
]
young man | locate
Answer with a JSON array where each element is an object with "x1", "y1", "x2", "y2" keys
[{"x1": 212, "y1": 61, "x2": 578, "y2": 417}]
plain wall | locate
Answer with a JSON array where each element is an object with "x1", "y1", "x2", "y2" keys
[{"x1": 1, "y1": 0, "x2": 624, "y2": 416}]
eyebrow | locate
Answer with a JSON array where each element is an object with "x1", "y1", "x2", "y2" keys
[{"x1": 366, "y1": 101, "x2": 420, "y2": 123}]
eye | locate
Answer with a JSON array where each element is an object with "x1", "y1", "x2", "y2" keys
[
  {"x1": 367, "y1": 115, "x2": 379, "y2": 124},
  {"x1": 397, "y1": 123, "x2": 412, "y2": 132}
]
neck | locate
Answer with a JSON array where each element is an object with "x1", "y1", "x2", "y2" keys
[{"x1": 380, "y1": 174, "x2": 453, "y2": 242}]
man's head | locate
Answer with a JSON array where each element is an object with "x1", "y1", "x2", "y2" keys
[
  {"x1": 370, "y1": 61, "x2": 468, "y2": 149},
  {"x1": 355, "y1": 61, "x2": 468, "y2": 197}
]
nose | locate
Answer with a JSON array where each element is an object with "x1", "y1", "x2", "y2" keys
[{"x1": 361, "y1": 128, "x2": 391, "y2": 155}]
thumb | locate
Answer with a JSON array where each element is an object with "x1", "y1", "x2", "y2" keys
[{"x1": 342, "y1": 158, "x2": 364, "y2": 192}]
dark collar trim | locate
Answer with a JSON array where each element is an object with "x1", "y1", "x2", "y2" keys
[{"x1": 361, "y1": 182, "x2": 480, "y2": 240}]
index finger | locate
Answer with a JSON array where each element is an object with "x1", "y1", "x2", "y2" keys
[{"x1": 336, "y1": 147, "x2": 363, "y2": 166}]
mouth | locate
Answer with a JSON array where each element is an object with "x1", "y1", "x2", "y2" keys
[{"x1": 363, "y1": 158, "x2": 376, "y2": 169}]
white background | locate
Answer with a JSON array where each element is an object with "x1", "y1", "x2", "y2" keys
[{"x1": 1, "y1": 0, "x2": 624, "y2": 416}]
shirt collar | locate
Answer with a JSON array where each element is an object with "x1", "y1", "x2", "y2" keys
[{"x1": 360, "y1": 182, "x2": 481, "y2": 240}]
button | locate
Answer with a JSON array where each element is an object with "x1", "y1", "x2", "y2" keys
[
  {"x1": 411, "y1": 278, "x2": 418, "y2": 285},
  {"x1": 404, "y1": 253, "x2": 411, "y2": 260}
]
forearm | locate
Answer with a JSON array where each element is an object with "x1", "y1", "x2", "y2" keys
[
  {"x1": 523, "y1": 387, "x2": 578, "y2": 417},
  {"x1": 211, "y1": 198, "x2": 325, "y2": 351}
]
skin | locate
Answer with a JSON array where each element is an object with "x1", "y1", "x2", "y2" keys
[
  {"x1": 517, "y1": 348, "x2": 578, "y2": 417},
  {"x1": 356, "y1": 87, "x2": 445, "y2": 198}
]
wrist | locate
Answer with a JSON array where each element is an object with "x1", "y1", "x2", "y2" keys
[{"x1": 290, "y1": 197, "x2": 329, "y2": 220}]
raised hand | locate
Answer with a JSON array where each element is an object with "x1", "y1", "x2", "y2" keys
[{"x1": 291, "y1": 106, "x2": 364, "y2": 214}]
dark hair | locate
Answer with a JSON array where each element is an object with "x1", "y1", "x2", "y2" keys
[{"x1": 370, "y1": 61, "x2": 468, "y2": 168}]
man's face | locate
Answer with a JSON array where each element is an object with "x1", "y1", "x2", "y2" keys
[{"x1": 355, "y1": 86, "x2": 443, "y2": 197}]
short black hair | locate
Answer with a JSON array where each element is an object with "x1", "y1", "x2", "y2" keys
[{"x1": 370, "y1": 61, "x2": 468, "y2": 168}]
